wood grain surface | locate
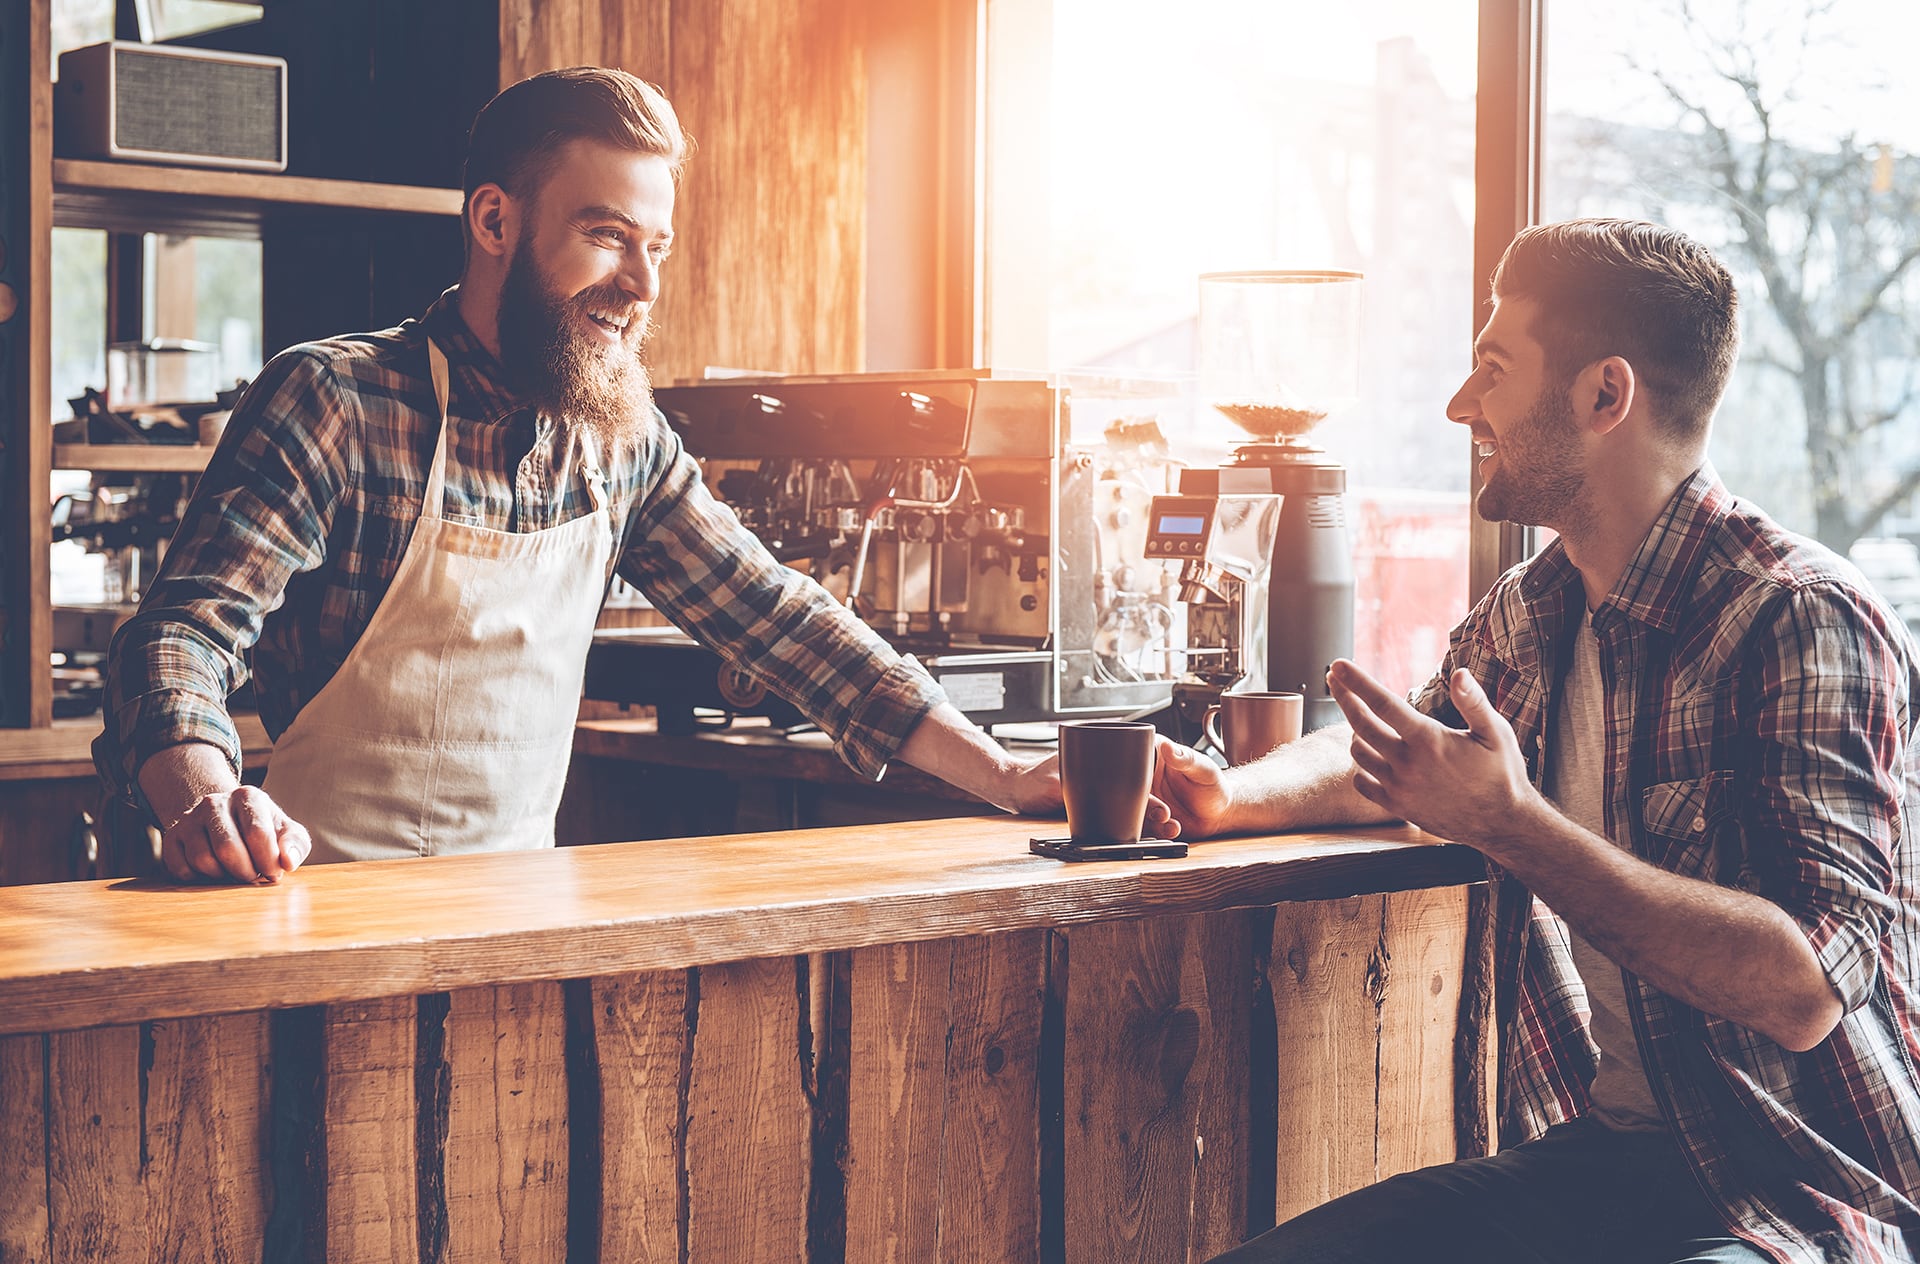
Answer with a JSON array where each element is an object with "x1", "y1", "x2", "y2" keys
[
  {"x1": 1270, "y1": 895, "x2": 1389, "y2": 1222},
  {"x1": 324, "y1": 996, "x2": 419, "y2": 1262},
  {"x1": 1269, "y1": 889, "x2": 1473, "y2": 1223},
  {"x1": 143, "y1": 1012, "x2": 273, "y2": 1262},
  {"x1": 0, "y1": 817, "x2": 1479, "y2": 1037},
  {"x1": 844, "y1": 930, "x2": 1046, "y2": 1263},
  {"x1": 443, "y1": 983, "x2": 570, "y2": 1264},
  {"x1": 685, "y1": 955, "x2": 809, "y2": 1263},
  {"x1": 0, "y1": 1033, "x2": 48, "y2": 1264},
  {"x1": 587, "y1": 970, "x2": 690, "y2": 1262},
  {"x1": 45, "y1": 1026, "x2": 143, "y2": 1263},
  {"x1": 498, "y1": 0, "x2": 866, "y2": 385},
  {"x1": 1376, "y1": 887, "x2": 1471, "y2": 1179},
  {"x1": 4, "y1": 891, "x2": 1477, "y2": 1263},
  {"x1": 1062, "y1": 910, "x2": 1253, "y2": 1264}
]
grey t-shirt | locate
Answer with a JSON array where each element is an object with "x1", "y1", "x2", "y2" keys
[{"x1": 1543, "y1": 608, "x2": 1668, "y2": 1133}]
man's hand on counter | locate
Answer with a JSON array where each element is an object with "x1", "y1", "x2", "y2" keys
[
  {"x1": 897, "y1": 704, "x2": 1184, "y2": 836},
  {"x1": 898, "y1": 703, "x2": 1066, "y2": 816},
  {"x1": 140, "y1": 742, "x2": 311, "y2": 884}
]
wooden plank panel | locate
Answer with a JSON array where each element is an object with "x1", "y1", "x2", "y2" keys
[
  {"x1": 1376, "y1": 887, "x2": 1470, "y2": 1180},
  {"x1": 845, "y1": 938, "x2": 951, "y2": 1263},
  {"x1": 664, "y1": 0, "x2": 867, "y2": 383},
  {"x1": 143, "y1": 1012, "x2": 272, "y2": 1262},
  {"x1": 499, "y1": 0, "x2": 671, "y2": 86},
  {"x1": 45, "y1": 1025, "x2": 144, "y2": 1263},
  {"x1": 1270, "y1": 895, "x2": 1384, "y2": 1224},
  {"x1": 940, "y1": 930, "x2": 1045, "y2": 1264},
  {"x1": 0, "y1": 1033, "x2": 48, "y2": 1264},
  {"x1": 324, "y1": 996, "x2": 418, "y2": 1263},
  {"x1": 591, "y1": 970, "x2": 689, "y2": 1263},
  {"x1": 443, "y1": 983, "x2": 569, "y2": 1264},
  {"x1": 685, "y1": 955, "x2": 808, "y2": 1263},
  {"x1": 1062, "y1": 910, "x2": 1252, "y2": 1264}
]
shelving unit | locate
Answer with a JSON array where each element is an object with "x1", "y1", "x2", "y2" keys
[
  {"x1": 54, "y1": 158, "x2": 463, "y2": 236},
  {"x1": 52, "y1": 444, "x2": 213, "y2": 473},
  {"x1": 3, "y1": 0, "x2": 482, "y2": 730}
]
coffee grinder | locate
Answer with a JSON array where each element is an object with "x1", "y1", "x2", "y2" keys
[{"x1": 1152, "y1": 270, "x2": 1362, "y2": 736}]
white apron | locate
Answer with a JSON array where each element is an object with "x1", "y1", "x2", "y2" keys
[{"x1": 263, "y1": 341, "x2": 612, "y2": 863}]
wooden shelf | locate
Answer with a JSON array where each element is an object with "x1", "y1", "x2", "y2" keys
[
  {"x1": 52, "y1": 444, "x2": 212, "y2": 473},
  {"x1": 53, "y1": 159, "x2": 462, "y2": 237}
]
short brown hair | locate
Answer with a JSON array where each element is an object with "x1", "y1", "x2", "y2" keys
[
  {"x1": 461, "y1": 66, "x2": 691, "y2": 226},
  {"x1": 1491, "y1": 219, "x2": 1739, "y2": 439}
]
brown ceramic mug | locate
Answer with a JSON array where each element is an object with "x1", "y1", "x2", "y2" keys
[
  {"x1": 1203, "y1": 691, "x2": 1304, "y2": 766},
  {"x1": 1058, "y1": 721, "x2": 1156, "y2": 844}
]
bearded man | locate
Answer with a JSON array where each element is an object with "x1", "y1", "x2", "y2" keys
[
  {"x1": 100, "y1": 67, "x2": 1064, "y2": 881},
  {"x1": 1159, "y1": 220, "x2": 1920, "y2": 1263}
]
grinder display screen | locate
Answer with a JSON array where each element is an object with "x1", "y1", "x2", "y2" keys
[{"x1": 1156, "y1": 515, "x2": 1207, "y2": 535}]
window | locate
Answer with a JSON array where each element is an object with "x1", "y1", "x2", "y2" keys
[
  {"x1": 984, "y1": 0, "x2": 1479, "y2": 692},
  {"x1": 1544, "y1": 0, "x2": 1920, "y2": 630}
]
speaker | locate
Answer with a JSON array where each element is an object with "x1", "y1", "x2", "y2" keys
[{"x1": 55, "y1": 41, "x2": 288, "y2": 173}]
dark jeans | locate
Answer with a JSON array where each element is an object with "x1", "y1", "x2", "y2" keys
[{"x1": 1210, "y1": 1118, "x2": 1770, "y2": 1264}]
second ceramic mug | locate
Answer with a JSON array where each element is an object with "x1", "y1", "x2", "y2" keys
[
  {"x1": 1058, "y1": 720, "x2": 1156, "y2": 843},
  {"x1": 1203, "y1": 691, "x2": 1305, "y2": 765}
]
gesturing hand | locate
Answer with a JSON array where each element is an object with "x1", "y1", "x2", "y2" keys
[{"x1": 1326, "y1": 659, "x2": 1537, "y2": 853}]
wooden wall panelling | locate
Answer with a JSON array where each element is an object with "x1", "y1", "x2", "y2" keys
[
  {"x1": 684, "y1": 954, "x2": 810, "y2": 1263},
  {"x1": 584, "y1": 969, "x2": 690, "y2": 1263},
  {"x1": 1375, "y1": 886, "x2": 1471, "y2": 1179},
  {"x1": 1268, "y1": 890, "x2": 1470, "y2": 1226},
  {"x1": 499, "y1": 0, "x2": 673, "y2": 85},
  {"x1": 442, "y1": 982, "x2": 571, "y2": 1264},
  {"x1": 497, "y1": 0, "x2": 869, "y2": 383},
  {"x1": 0, "y1": 1033, "x2": 48, "y2": 1263},
  {"x1": 45, "y1": 1025, "x2": 144, "y2": 1262},
  {"x1": 142, "y1": 1012, "x2": 273, "y2": 1260},
  {"x1": 324, "y1": 995, "x2": 420, "y2": 1263},
  {"x1": 844, "y1": 930, "x2": 1045, "y2": 1263},
  {"x1": 1061, "y1": 910, "x2": 1253, "y2": 1264},
  {"x1": 664, "y1": 0, "x2": 868, "y2": 383},
  {"x1": 1269, "y1": 895, "x2": 1383, "y2": 1224},
  {"x1": 935, "y1": 930, "x2": 1045, "y2": 1262}
]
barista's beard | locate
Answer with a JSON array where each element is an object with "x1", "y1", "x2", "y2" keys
[{"x1": 496, "y1": 243, "x2": 656, "y2": 456}]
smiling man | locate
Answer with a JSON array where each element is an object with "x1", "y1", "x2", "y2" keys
[
  {"x1": 1158, "y1": 220, "x2": 1920, "y2": 1263},
  {"x1": 99, "y1": 67, "x2": 1062, "y2": 881}
]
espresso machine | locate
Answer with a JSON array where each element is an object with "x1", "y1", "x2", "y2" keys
[
  {"x1": 584, "y1": 372, "x2": 1186, "y2": 733},
  {"x1": 1154, "y1": 271, "x2": 1363, "y2": 736}
]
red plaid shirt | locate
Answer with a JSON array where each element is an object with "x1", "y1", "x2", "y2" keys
[{"x1": 1414, "y1": 468, "x2": 1920, "y2": 1262}]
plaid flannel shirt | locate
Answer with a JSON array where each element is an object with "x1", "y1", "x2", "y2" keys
[
  {"x1": 1413, "y1": 467, "x2": 1920, "y2": 1262},
  {"x1": 97, "y1": 288, "x2": 946, "y2": 798}
]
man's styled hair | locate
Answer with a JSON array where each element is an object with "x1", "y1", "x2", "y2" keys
[
  {"x1": 460, "y1": 66, "x2": 691, "y2": 235},
  {"x1": 1491, "y1": 219, "x2": 1740, "y2": 440}
]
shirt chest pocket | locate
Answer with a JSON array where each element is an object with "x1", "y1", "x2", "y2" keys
[{"x1": 1639, "y1": 771, "x2": 1744, "y2": 879}]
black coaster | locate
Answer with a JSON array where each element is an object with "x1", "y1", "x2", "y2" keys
[{"x1": 1029, "y1": 837, "x2": 1189, "y2": 862}]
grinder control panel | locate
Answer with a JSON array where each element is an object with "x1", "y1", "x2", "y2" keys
[{"x1": 1143, "y1": 496, "x2": 1216, "y2": 558}]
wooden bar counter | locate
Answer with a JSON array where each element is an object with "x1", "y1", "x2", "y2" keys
[{"x1": 0, "y1": 816, "x2": 1489, "y2": 1263}]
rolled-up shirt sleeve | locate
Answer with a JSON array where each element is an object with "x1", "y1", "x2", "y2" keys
[
  {"x1": 94, "y1": 349, "x2": 353, "y2": 800},
  {"x1": 615, "y1": 420, "x2": 947, "y2": 779},
  {"x1": 1746, "y1": 582, "x2": 1908, "y2": 1014}
]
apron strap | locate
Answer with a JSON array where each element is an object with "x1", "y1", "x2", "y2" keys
[{"x1": 423, "y1": 340, "x2": 454, "y2": 523}]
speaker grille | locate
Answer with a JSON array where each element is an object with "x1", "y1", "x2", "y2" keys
[{"x1": 114, "y1": 48, "x2": 282, "y2": 163}]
